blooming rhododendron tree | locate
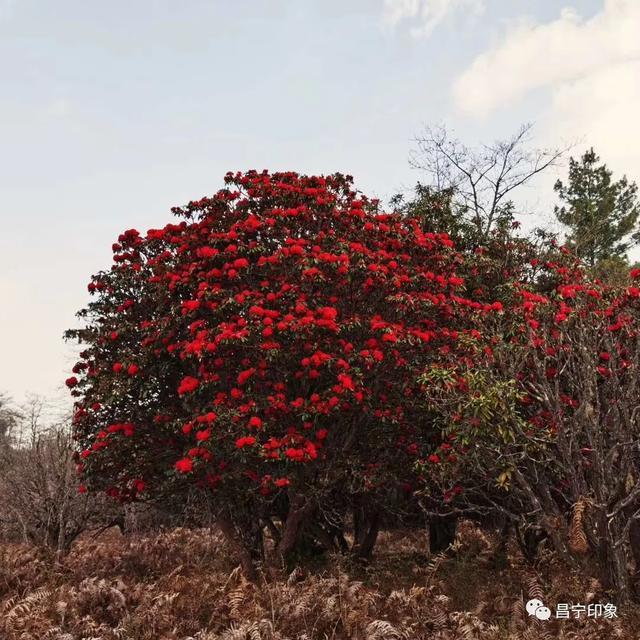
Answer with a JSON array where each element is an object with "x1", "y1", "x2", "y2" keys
[
  {"x1": 66, "y1": 170, "x2": 493, "y2": 573},
  {"x1": 420, "y1": 250, "x2": 640, "y2": 602}
]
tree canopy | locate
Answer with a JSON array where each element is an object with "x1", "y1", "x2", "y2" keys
[
  {"x1": 65, "y1": 170, "x2": 497, "y2": 568},
  {"x1": 554, "y1": 148, "x2": 640, "y2": 267}
]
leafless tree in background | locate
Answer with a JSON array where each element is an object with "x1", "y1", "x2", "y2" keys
[
  {"x1": 411, "y1": 123, "x2": 565, "y2": 240},
  {"x1": 0, "y1": 394, "x2": 19, "y2": 445},
  {"x1": 0, "y1": 396, "x2": 115, "y2": 555}
]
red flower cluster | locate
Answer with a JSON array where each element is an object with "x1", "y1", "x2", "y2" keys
[{"x1": 67, "y1": 170, "x2": 495, "y2": 504}]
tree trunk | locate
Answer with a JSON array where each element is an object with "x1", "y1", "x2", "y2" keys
[
  {"x1": 596, "y1": 513, "x2": 632, "y2": 604},
  {"x1": 597, "y1": 538, "x2": 632, "y2": 604},
  {"x1": 628, "y1": 519, "x2": 640, "y2": 573},
  {"x1": 353, "y1": 509, "x2": 380, "y2": 561},
  {"x1": 217, "y1": 516, "x2": 258, "y2": 581},
  {"x1": 277, "y1": 494, "x2": 313, "y2": 563},
  {"x1": 429, "y1": 516, "x2": 457, "y2": 554},
  {"x1": 352, "y1": 494, "x2": 381, "y2": 560}
]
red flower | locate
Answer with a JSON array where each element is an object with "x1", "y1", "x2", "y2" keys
[
  {"x1": 319, "y1": 306, "x2": 338, "y2": 321},
  {"x1": 127, "y1": 363, "x2": 139, "y2": 376},
  {"x1": 248, "y1": 416, "x2": 263, "y2": 429},
  {"x1": 112, "y1": 362, "x2": 123, "y2": 373},
  {"x1": 285, "y1": 448, "x2": 305, "y2": 461},
  {"x1": 178, "y1": 376, "x2": 200, "y2": 395},
  {"x1": 175, "y1": 458, "x2": 193, "y2": 473},
  {"x1": 237, "y1": 368, "x2": 256, "y2": 385},
  {"x1": 65, "y1": 376, "x2": 78, "y2": 388},
  {"x1": 198, "y1": 247, "x2": 218, "y2": 258},
  {"x1": 274, "y1": 477, "x2": 290, "y2": 487},
  {"x1": 337, "y1": 373, "x2": 355, "y2": 391},
  {"x1": 236, "y1": 436, "x2": 256, "y2": 449},
  {"x1": 195, "y1": 429, "x2": 211, "y2": 442},
  {"x1": 182, "y1": 300, "x2": 200, "y2": 312},
  {"x1": 428, "y1": 454, "x2": 440, "y2": 464}
]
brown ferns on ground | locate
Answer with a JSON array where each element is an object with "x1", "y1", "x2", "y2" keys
[{"x1": 0, "y1": 525, "x2": 638, "y2": 640}]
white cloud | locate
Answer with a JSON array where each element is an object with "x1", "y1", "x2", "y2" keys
[
  {"x1": 544, "y1": 59, "x2": 640, "y2": 177},
  {"x1": 46, "y1": 98, "x2": 72, "y2": 118},
  {"x1": 383, "y1": 0, "x2": 484, "y2": 38},
  {"x1": 452, "y1": 0, "x2": 640, "y2": 193},
  {"x1": 453, "y1": 0, "x2": 640, "y2": 117}
]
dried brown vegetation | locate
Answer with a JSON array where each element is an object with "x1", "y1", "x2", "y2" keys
[{"x1": 1, "y1": 522, "x2": 637, "y2": 640}]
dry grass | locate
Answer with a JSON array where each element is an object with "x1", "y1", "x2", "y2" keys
[{"x1": 0, "y1": 522, "x2": 637, "y2": 639}]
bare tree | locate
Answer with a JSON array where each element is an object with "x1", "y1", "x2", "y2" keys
[
  {"x1": 411, "y1": 123, "x2": 565, "y2": 240},
  {"x1": 0, "y1": 396, "x2": 118, "y2": 555},
  {"x1": 0, "y1": 394, "x2": 19, "y2": 445}
]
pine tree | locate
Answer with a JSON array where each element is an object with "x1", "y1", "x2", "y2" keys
[{"x1": 554, "y1": 148, "x2": 640, "y2": 266}]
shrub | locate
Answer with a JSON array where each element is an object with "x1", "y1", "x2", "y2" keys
[
  {"x1": 66, "y1": 170, "x2": 494, "y2": 573},
  {"x1": 422, "y1": 253, "x2": 640, "y2": 602}
]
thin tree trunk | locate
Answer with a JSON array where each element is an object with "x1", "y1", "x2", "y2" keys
[
  {"x1": 597, "y1": 514, "x2": 632, "y2": 604},
  {"x1": 353, "y1": 509, "x2": 380, "y2": 560},
  {"x1": 277, "y1": 494, "x2": 313, "y2": 561},
  {"x1": 217, "y1": 515, "x2": 258, "y2": 581}
]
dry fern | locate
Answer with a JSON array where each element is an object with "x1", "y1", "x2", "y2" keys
[
  {"x1": 509, "y1": 597, "x2": 526, "y2": 633},
  {"x1": 569, "y1": 497, "x2": 589, "y2": 555},
  {"x1": 365, "y1": 619, "x2": 406, "y2": 639},
  {"x1": 3, "y1": 587, "x2": 53, "y2": 634},
  {"x1": 525, "y1": 574, "x2": 544, "y2": 603},
  {"x1": 1, "y1": 526, "x2": 638, "y2": 640},
  {"x1": 227, "y1": 578, "x2": 253, "y2": 621},
  {"x1": 425, "y1": 551, "x2": 448, "y2": 585}
]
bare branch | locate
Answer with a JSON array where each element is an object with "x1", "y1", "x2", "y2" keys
[{"x1": 411, "y1": 123, "x2": 567, "y2": 239}]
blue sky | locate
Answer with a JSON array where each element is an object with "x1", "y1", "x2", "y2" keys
[{"x1": 1, "y1": 0, "x2": 637, "y2": 405}]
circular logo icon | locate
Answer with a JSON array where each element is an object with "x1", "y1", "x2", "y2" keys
[
  {"x1": 526, "y1": 599, "x2": 544, "y2": 616},
  {"x1": 535, "y1": 606, "x2": 551, "y2": 621},
  {"x1": 526, "y1": 599, "x2": 550, "y2": 620}
]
